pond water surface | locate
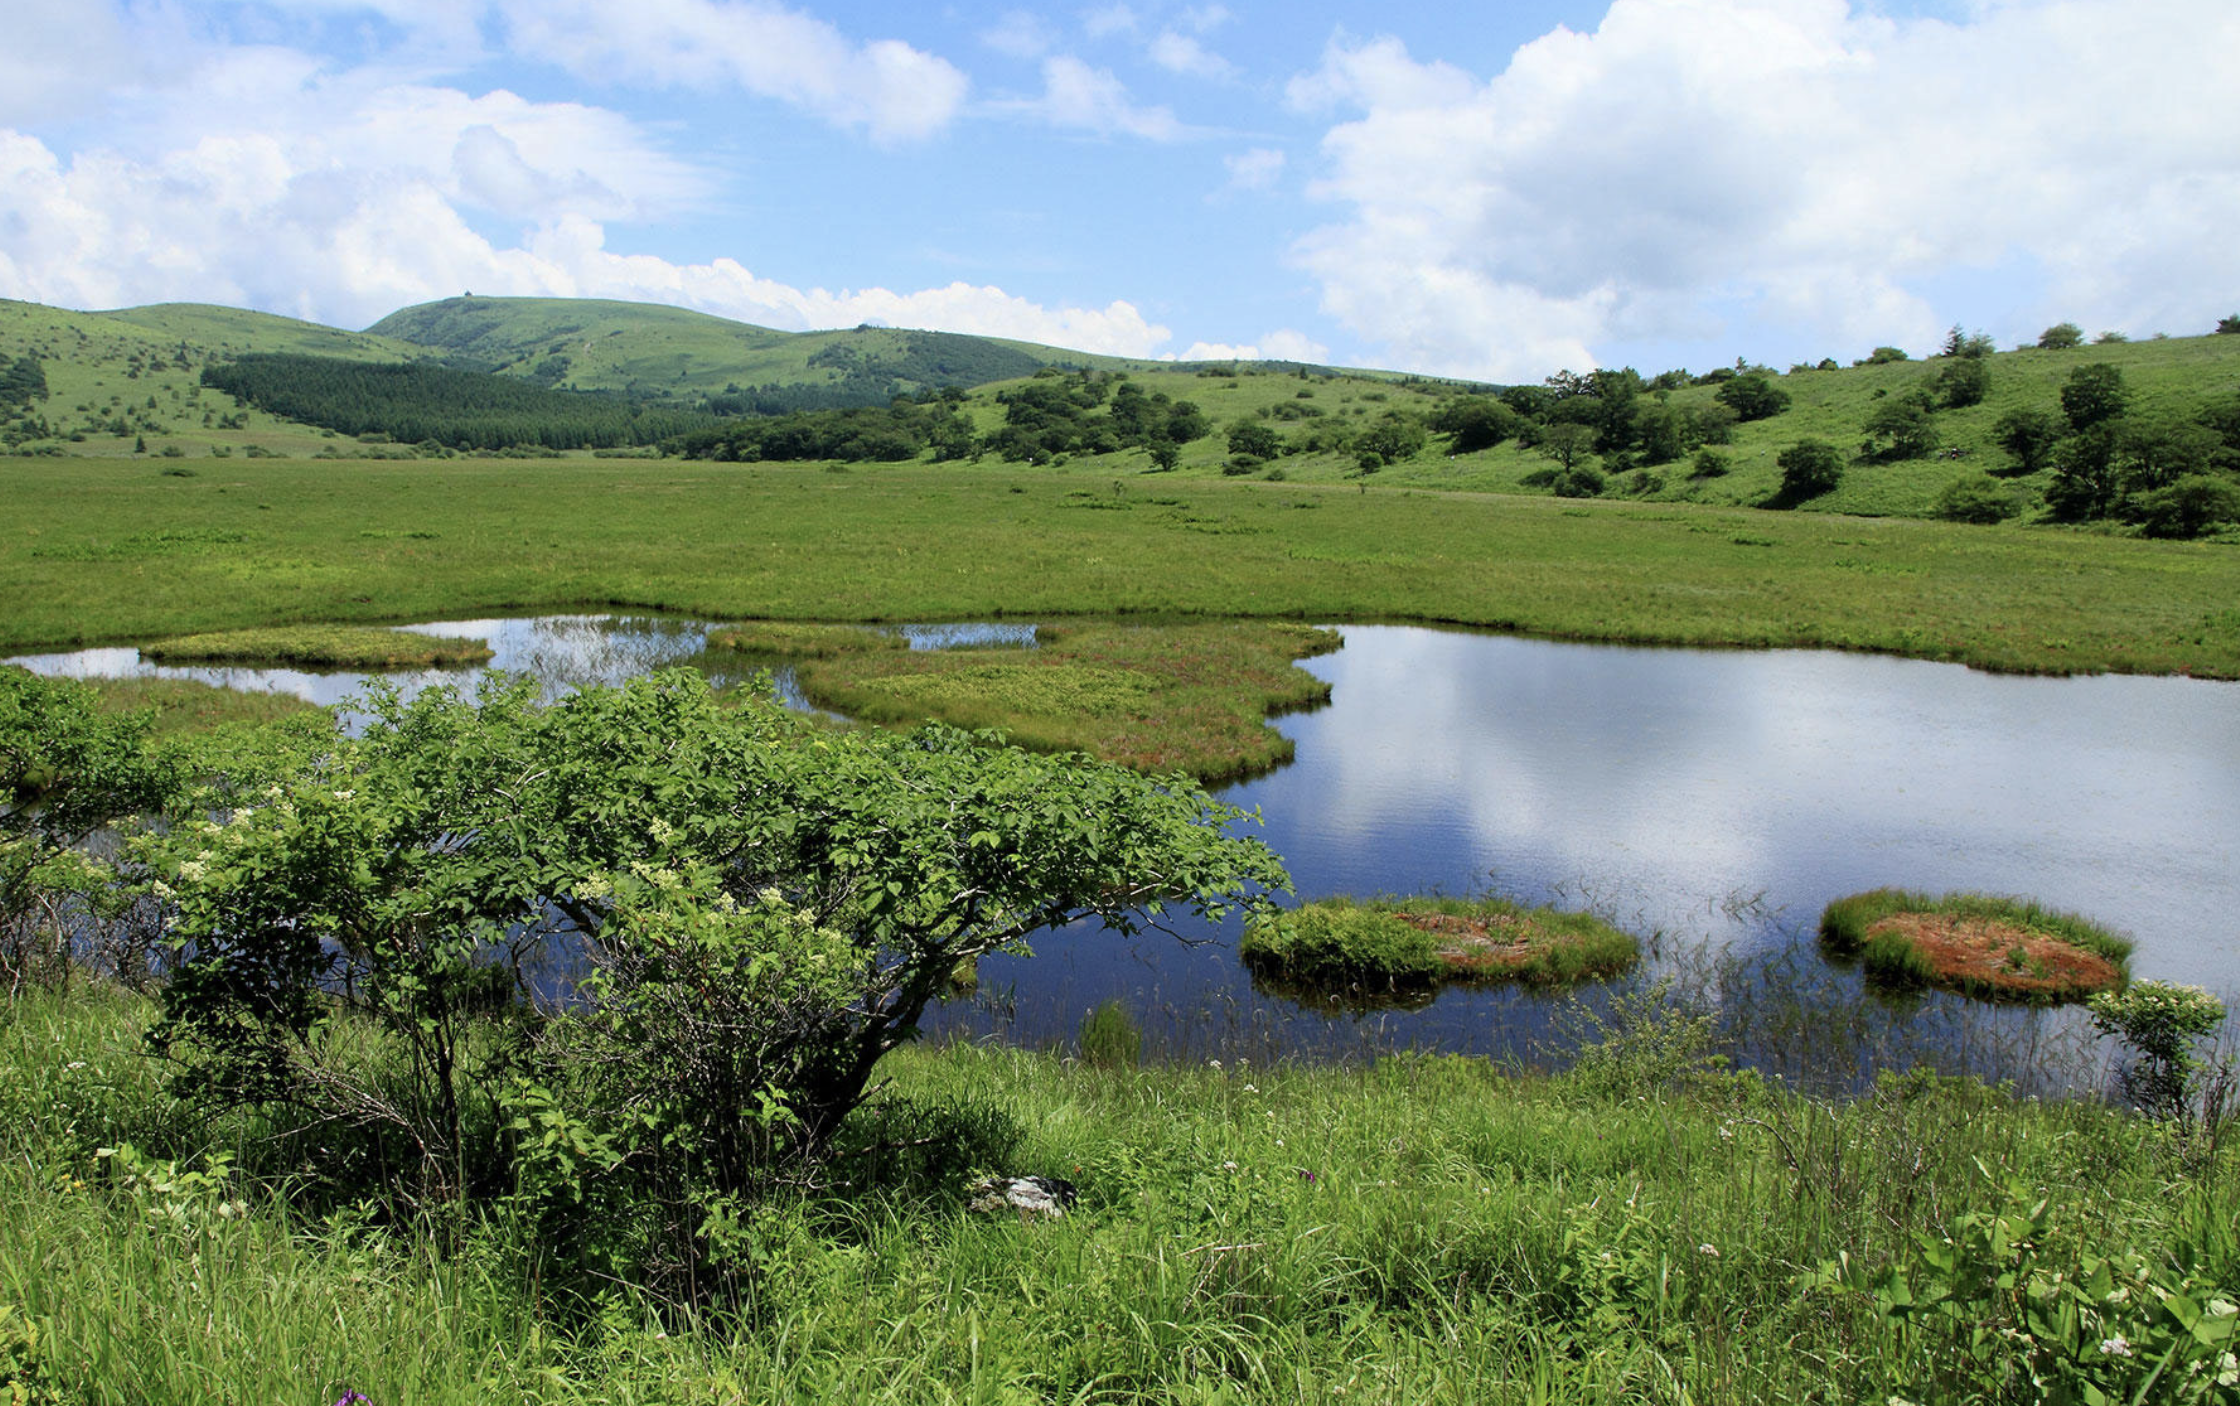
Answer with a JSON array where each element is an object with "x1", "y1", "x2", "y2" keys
[{"x1": 14, "y1": 616, "x2": 2237, "y2": 1080}]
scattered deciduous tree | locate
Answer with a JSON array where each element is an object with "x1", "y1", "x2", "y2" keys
[
  {"x1": 2059, "y1": 363, "x2": 2130, "y2": 433},
  {"x1": 1776, "y1": 439, "x2": 1845, "y2": 500},
  {"x1": 1714, "y1": 375, "x2": 1791, "y2": 423},
  {"x1": 1861, "y1": 399, "x2": 1940, "y2": 461},
  {"x1": 1992, "y1": 408, "x2": 2063, "y2": 476}
]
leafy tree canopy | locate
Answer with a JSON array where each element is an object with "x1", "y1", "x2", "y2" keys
[{"x1": 142, "y1": 672, "x2": 1288, "y2": 1194}]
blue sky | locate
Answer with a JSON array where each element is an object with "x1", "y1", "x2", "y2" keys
[{"x1": 2, "y1": 0, "x2": 2235, "y2": 380}]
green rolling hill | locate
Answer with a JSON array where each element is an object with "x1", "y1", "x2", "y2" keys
[{"x1": 366, "y1": 296, "x2": 1122, "y2": 408}]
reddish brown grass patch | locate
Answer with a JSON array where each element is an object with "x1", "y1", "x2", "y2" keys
[
  {"x1": 1397, "y1": 911, "x2": 1545, "y2": 973},
  {"x1": 1867, "y1": 912, "x2": 2123, "y2": 998}
]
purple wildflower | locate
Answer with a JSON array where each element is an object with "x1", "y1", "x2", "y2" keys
[{"x1": 333, "y1": 1392, "x2": 371, "y2": 1406}]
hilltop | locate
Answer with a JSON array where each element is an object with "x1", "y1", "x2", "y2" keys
[{"x1": 365, "y1": 296, "x2": 1123, "y2": 410}]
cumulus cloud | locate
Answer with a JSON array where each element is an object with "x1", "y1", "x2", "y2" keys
[
  {"x1": 491, "y1": 0, "x2": 968, "y2": 143},
  {"x1": 1149, "y1": 30, "x2": 1234, "y2": 79},
  {"x1": 1290, "y1": 0, "x2": 2240, "y2": 380},
  {"x1": 0, "y1": 123, "x2": 1172, "y2": 354},
  {"x1": 1082, "y1": 5, "x2": 1139, "y2": 39},
  {"x1": 1222, "y1": 147, "x2": 1285, "y2": 192},
  {"x1": 1174, "y1": 329, "x2": 1329, "y2": 362},
  {"x1": 982, "y1": 10, "x2": 1057, "y2": 59},
  {"x1": 1017, "y1": 56, "x2": 1189, "y2": 140}
]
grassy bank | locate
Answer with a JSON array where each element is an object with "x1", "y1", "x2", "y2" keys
[
  {"x1": 2, "y1": 988, "x2": 2233, "y2": 1404},
  {"x1": 7, "y1": 458, "x2": 2240, "y2": 680},
  {"x1": 140, "y1": 624, "x2": 492, "y2": 669},
  {"x1": 785, "y1": 619, "x2": 1337, "y2": 782},
  {"x1": 76, "y1": 675, "x2": 323, "y2": 737}
]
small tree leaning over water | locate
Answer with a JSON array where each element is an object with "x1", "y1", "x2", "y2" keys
[{"x1": 143, "y1": 671, "x2": 1287, "y2": 1220}]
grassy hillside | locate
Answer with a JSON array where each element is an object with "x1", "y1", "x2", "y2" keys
[
  {"x1": 4, "y1": 293, "x2": 2234, "y2": 537},
  {"x1": 0, "y1": 299, "x2": 429, "y2": 459},
  {"x1": 958, "y1": 336, "x2": 2240, "y2": 527},
  {"x1": 368, "y1": 295, "x2": 1118, "y2": 404}
]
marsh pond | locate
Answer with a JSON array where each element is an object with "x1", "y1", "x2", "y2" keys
[{"x1": 15, "y1": 615, "x2": 2238, "y2": 1078}]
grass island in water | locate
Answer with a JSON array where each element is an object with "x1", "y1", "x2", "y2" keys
[
  {"x1": 141, "y1": 624, "x2": 493, "y2": 670},
  {"x1": 1818, "y1": 887, "x2": 2133, "y2": 1002},
  {"x1": 1242, "y1": 895, "x2": 1642, "y2": 999}
]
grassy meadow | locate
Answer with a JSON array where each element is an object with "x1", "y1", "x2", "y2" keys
[
  {"x1": 6, "y1": 458, "x2": 2240, "y2": 682},
  {"x1": 3, "y1": 985, "x2": 2234, "y2": 1405}
]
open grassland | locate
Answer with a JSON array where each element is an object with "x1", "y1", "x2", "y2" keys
[
  {"x1": 2, "y1": 988, "x2": 2233, "y2": 1405},
  {"x1": 789, "y1": 620, "x2": 1339, "y2": 782},
  {"x1": 6, "y1": 457, "x2": 2240, "y2": 679}
]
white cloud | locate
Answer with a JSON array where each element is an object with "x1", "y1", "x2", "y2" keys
[
  {"x1": 1149, "y1": 30, "x2": 1234, "y2": 80},
  {"x1": 1082, "y1": 4, "x2": 1138, "y2": 39},
  {"x1": 1019, "y1": 56, "x2": 1189, "y2": 140},
  {"x1": 492, "y1": 0, "x2": 968, "y2": 143},
  {"x1": 1222, "y1": 147, "x2": 1285, "y2": 192},
  {"x1": 1179, "y1": 5, "x2": 1232, "y2": 34},
  {"x1": 983, "y1": 10, "x2": 1056, "y2": 59},
  {"x1": 1290, "y1": 0, "x2": 2240, "y2": 380},
  {"x1": 0, "y1": 124, "x2": 1173, "y2": 355},
  {"x1": 1174, "y1": 329, "x2": 1329, "y2": 362}
]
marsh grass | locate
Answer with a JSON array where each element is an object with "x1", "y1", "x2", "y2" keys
[
  {"x1": 7, "y1": 458, "x2": 2240, "y2": 682},
  {"x1": 80, "y1": 675, "x2": 323, "y2": 736},
  {"x1": 140, "y1": 625, "x2": 492, "y2": 669},
  {"x1": 707, "y1": 621, "x2": 910, "y2": 658},
  {"x1": 1240, "y1": 895, "x2": 1641, "y2": 999},
  {"x1": 1819, "y1": 888, "x2": 2133, "y2": 1002},
  {"x1": 3, "y1": 983, "x2": 2233, "y2": 1404},
  {"x1": 792, "y1": 620, "x2": 1340, "y2": 781}
]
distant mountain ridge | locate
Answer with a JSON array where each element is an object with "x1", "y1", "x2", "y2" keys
[{"x1": 365, "y1": 296, "x2": 1120, "y2": 410}]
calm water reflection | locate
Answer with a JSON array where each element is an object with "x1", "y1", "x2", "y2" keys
[
  {"x1": 942, "y1": 626, "x2": 2240, "y2": 1072},
  {"x1": 13, "y1": 617, "x2": 2236, "y2": 1076}
]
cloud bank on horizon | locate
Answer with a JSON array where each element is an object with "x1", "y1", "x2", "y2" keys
[{"x1": 0, "y1": 0, "x2": 2233, "y2": 380}]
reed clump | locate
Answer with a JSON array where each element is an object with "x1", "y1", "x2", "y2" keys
[{"x1": 1819, "y1": 887, "x2": 2133, "y2": 1002}]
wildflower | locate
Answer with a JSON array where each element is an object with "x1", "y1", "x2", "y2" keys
[
  {"x1": 331, "y1": 789, "x2": 354, "y2": 802},
  {"x1": 2098, "y1": 1336, "x2": 2133, "y2": 1358},
  {"x1": 1209, "y1": 1059, "x2": 1222, "y2": 1070},
  {"x1": 2218, "y1": 1352, "x2": 2238, "y2": 1387},
  {"x1": 1300, "y1": 1170, "x2": 1317, "y2": 1184},
  {"x1": 1222, "y1": 1160, "x2": 1238, "y2": 1172},
  {"x1": 2209, "y1": 1298, "x2": 2238, "y2": 1318},
  {"x1": 1698, "y1": 1243, "x2": 1720, "y2": 1258},
  {"x1": 1242, "y1": 1083, "x2": 1259, "y2": 1093},
  {"x1": 332, "y1": 1392, "x2": 371, "y2": 1406}
]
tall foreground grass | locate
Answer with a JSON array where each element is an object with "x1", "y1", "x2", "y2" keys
[{"x1": 3, "y1": 986, "x2": 2235, "y2": 1403}]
